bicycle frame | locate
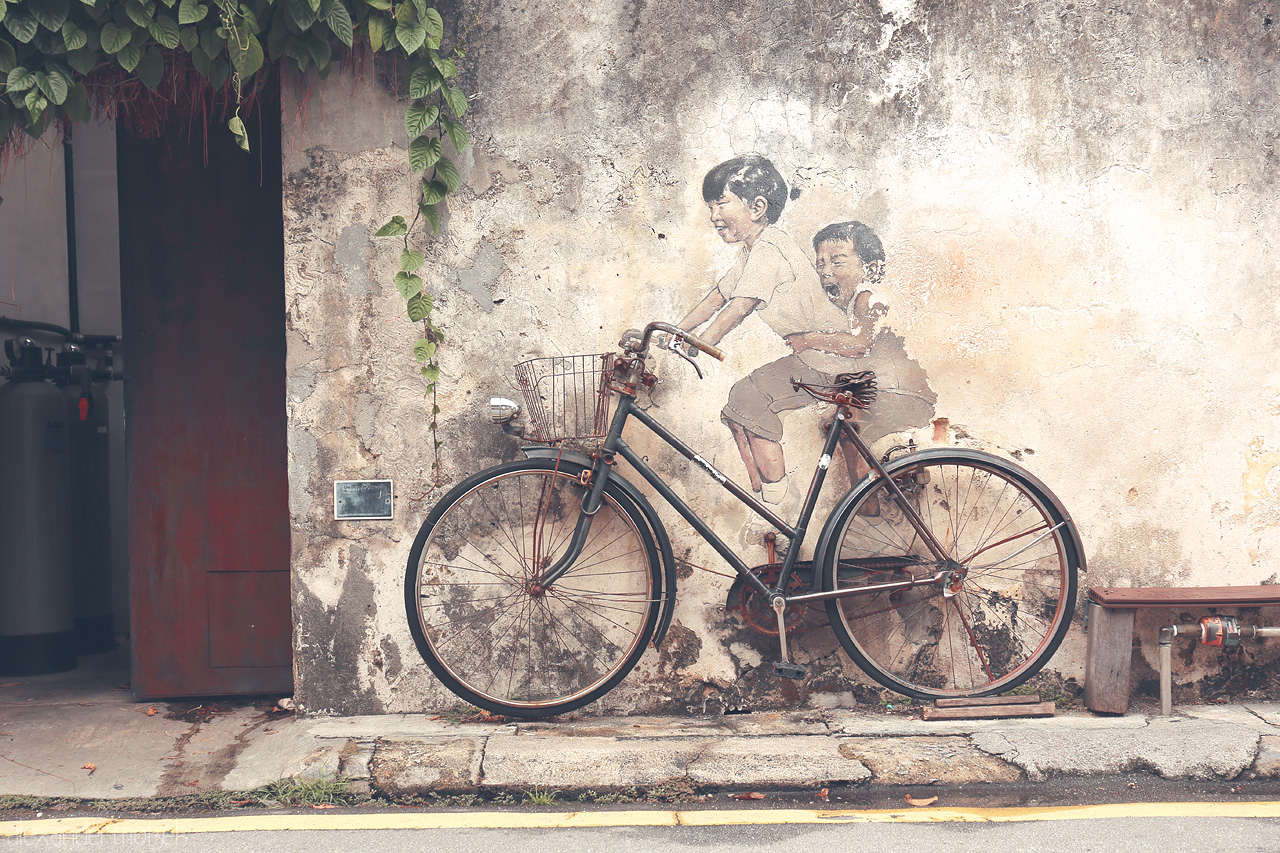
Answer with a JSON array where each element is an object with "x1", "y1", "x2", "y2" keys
[{"x1": 536, "y1": 352, "x2": 962, "y2": 617}]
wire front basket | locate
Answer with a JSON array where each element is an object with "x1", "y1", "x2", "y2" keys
[{"x1": 514, "y1": 353, "x2": 616, "y2": 446}]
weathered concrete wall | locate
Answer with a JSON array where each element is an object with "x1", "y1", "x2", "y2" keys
[{"x1": 284, "y1": 0, "x2": 1280, "y2": 715}]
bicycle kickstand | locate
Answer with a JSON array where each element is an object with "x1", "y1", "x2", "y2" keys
[{"x1": 770, "y1": 596, "x2": 807, "y2": 680}]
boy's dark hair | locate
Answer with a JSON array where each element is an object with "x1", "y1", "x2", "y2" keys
[
  {"x1": 812, "y1": 220, "x2": 885, "y2": 265},
  {"x1": 702, "y1": 155, "x2": 788, "y2": 224}
]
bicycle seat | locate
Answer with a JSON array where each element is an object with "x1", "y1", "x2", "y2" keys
[{"x1": 791, "y1": 370, "x2": 877, "y2": 408}]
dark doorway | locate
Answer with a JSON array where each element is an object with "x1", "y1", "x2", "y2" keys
[{"x1": 117, "y1": 87, "x2": 291, "y2": 698}]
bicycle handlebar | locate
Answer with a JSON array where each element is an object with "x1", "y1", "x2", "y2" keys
[{"x1": 639, "y1": 321, "x2": 725, "y2": 361}]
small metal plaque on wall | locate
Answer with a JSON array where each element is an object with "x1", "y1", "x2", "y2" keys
[{"x1": 334, "y1": 480, "x2": 394, "y2": 520}]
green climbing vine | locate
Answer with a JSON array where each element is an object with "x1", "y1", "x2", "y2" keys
[{"x1": 1, "y1": 0, "x2": 468, "y2": 486}]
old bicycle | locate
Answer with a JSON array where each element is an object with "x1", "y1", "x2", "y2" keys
[{"x1": 405, "y1": 321, "x2": 1084, "y2": 718}]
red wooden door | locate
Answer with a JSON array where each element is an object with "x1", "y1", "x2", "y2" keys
[{"x1": 118, "y1": 91, "x2": 291, "y2": 698}]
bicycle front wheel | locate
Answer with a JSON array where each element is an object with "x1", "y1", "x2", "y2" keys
[
  {"x1": 822, "y1": 450, "x2": 1080, "y2": 698},
  {"x1": 405, "y1": 460, "x2": 660, "y2": 718}
]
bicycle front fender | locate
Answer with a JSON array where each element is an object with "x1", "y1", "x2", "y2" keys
[{"x1": 521, "y1": 446, "x2": 679, "y2": 648}]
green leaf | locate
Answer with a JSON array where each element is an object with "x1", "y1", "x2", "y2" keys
[
  {"x1": 400, "y1": 249, "x2": 425, "y2": 272},
  {"x1": 413, "y1": 338, "x2": 436, "y2": 362},
  {"x1": 136, "y1": 45, "x2": 163, "y2": 88},
  {"x1": 306, "y1": 0, "x2": 321, "y2": 12},
  {"x1": 285, "y1": 0, "x2": 317, "y2": 30},
  {"x1": 408, "y1": 134, "x2": 440, "y2": 172},
  {"x1": 228, "y1": 28, "x2": 263, "y2": 77},
  {"x1": 5, "y1": 9, "x2": 40, "y2": 42},
  {"x1": 35, "y1": 69, "x2": 68, "y2": 104},
  {"x1": 283, "y1": 37, "x2": 310, "y2": 70},
  {"x1": 404, "y1": 102, "x2": 437, "y2": 137},
  {"x1": 23, "y1": 87, "x2": 46, "y2": 112},
  {"x1": 0, "y1": 3, "x2": 6, "y2": 25},
  {"x1": 394, "y1": 270, "x2": 422, "y2": 299},
  {"x1": 408, "y1": 63, "x2": 439, "y2": 98},
  {"x1": 323, "y1": 0, "x2": 352, "y2": 45},
  {"x1": 198, "y1": 23, "x2": 221, "y2": 57},
  {"x1": 115, "y1": 40, "x2": 141, "y2": 71},
  {"x1": 374, "y1": 215, "x2": 407, "y2": 236},
  {"x1": 66, "y1": 46, "x2": 96, "y2": 73},
  {"x1": 304, "y1": 29, "x2": 329, "y2": 67},
  {"x1": 33, "y1": 27, "x2": 61, "y2": 54},
  {"x1": 124, "y1": 0, "x2": 152, "y2": 28},
  {"x1": 393, "y1": 1, "x2": 414, "y2": 24},
  {"x1": 434, "y1": 155, "x2": 460, "y2": 192},
  {"x1": 177, "y1": 0, "x2": 207, "y2": 23},
  {"x1": 149, "y1": 14, "x2": 179, "y2": 47},
  {"x1": 208, "y1": 56, "x2": 228, "y2": 87},
  {"x1": 30, "y1": 0, "x2": 71, "y2": 32},
  {"x1": 178, "y1": 24, "x2": 197, "y2": 49},
  {"x1": 62, "y1": 80, "x2": 88, "y2": 121},
  {"x1": 441, "y1": 114, "x2": 468, "y2": 152},
  {"x1": 406, "y1": 292, "x2": 432, "y2": 322},
  {"x1": 365, "y1": 14, "x2": 387, "y2": 50},
  {"x1": 430, "y1": 53, "x2": 455, "y2": 78},
  {"x1": 189, "y1": 43, "x2": 211, "y2": 74},
  {"x1": 60, "y1": 21, "x2": 86, "y2": 49},
  {"x1": 364, "y1": 0, "x2": 391, "y2": 8},
  {"x1": 420, "y1": 362, "x2": 440, "y2": 381},
  {"x1": 407, "y1": 0, "x2": 426, "y2": 23},
  {"x1": 419, "y1": 201, "x2": 440, "y2": 233},
  {"x1": 420, "y1": 177, "x2": 446, "y2": 205},
  {"x1": 99, "y1": 21, "x2": 131, "y2": 53},
  {"x1": 394, "y1": 20, "x2": 423, "y2": 53},
  {"x1": 421, "y1": 6, "x2": 441, "y2": 37},
  {"x1": 443, "y1": 84, "x2": 466, "y2": 117},
  {"x1": 228, "y1": 113, "x2": 249, "y2": 151},
  {"x1": 6, "y1": 66, "x2": 35, "y2": 91},
  {"x1": 0, "y1": 40, "x2": 16, "y2": 74}
]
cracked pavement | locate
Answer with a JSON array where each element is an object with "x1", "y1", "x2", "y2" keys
[{"x1": 5, "y1": 660, "x2": 1280, "y2": 800}]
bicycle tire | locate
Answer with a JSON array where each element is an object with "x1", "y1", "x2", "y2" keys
[
  {"x1": 405, "y1": 459, "x2": 660, "y2": 718},
  {"x1": 821, "y1": 450, "x2": 1081, "y2": 699}
]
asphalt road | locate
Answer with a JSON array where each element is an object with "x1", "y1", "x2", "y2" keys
[{"x1": 4, "y1": 813, "x2": 1280, "y2": 853}]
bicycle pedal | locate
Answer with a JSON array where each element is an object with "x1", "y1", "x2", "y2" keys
[{"x1": 772, "y1": 661, "x2": 807, "y2": 679}]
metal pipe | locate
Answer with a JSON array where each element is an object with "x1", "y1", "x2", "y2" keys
[
  {"x1": 1159, "y1": 619, "x2": 1279, "y2": 715},
  {"x1": 63, "y1": 133, "x2": 80, "y2": 335}
]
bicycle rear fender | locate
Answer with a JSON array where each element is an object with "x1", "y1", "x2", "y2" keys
[
  {"x1": 521, "y1": 446, "x2": 679, "y2": 648},
  {"x1": 810, "y1": 446, "x2": 1088, "y2": 589}
]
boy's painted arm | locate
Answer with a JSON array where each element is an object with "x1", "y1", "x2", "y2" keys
[
  {"x1": 676, "y1": 288, "x2": 727, "y2": 332},
  {"x1": 785, "y1": 330, "x2": 869, "y2": 357},
  {"x1": 700, "y1": 296, "x2": 761, "y2": 346}
]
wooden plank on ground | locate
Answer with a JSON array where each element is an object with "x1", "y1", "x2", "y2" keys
[
  {"x1": 923, "y1": 702, "x2": 1055, "y2": 721},
  {"x1": 933, "y1": 695, "x2": 1041, "y2": 708}
]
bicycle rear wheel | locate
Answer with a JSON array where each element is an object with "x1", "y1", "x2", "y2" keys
[
  {"x1": 405, "y1": 459, "x2": 660, "y2": 718},
  {"x1": 822, "y1": 450, "x2": 1080, "y2": 698}
]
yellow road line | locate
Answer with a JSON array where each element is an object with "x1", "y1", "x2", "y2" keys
[{"x1": 4, "y1": 802, "x2": 1280, "y2": 836}]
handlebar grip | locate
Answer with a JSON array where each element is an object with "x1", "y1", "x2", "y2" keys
[{"x1": 681, "y1": 332, "x2": 725, "y2": 361}]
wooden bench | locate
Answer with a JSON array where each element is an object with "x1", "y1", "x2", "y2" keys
[{"x1": 1083, "y1": 585, "x2": 1280, "y2": 714}]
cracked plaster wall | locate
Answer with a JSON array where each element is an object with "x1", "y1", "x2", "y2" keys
[{"x1": 283, "y1": 0, "x2": 1280, "y2": 715}]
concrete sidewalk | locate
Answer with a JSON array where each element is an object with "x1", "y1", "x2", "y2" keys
[{"x1": 4, "y1": 651, "x2": 1280, "y2": 803}]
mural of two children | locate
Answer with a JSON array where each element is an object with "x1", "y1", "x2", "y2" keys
[{"x1": 675, "y1": 154, "x2": 937, "y2": 508}]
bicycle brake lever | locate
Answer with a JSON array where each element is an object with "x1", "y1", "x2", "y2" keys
[{"x1": 673, "y1": 344, "x2": 704, "y2": 379}]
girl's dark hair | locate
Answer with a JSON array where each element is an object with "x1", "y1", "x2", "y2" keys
[
  {"x1": 813, "y1": 221, "x2": 886, "y2": 284},
  {"x1": 702, "y1": 155, "x2": 788, "y2": 224}
]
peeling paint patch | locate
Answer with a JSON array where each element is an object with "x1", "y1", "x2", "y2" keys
[
  {"x1": 452, "y1": 241, "x2": 504, "y2": 310},
  {"x1": 336, "y1": 224, "x2": 373, "y2": 296}
]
